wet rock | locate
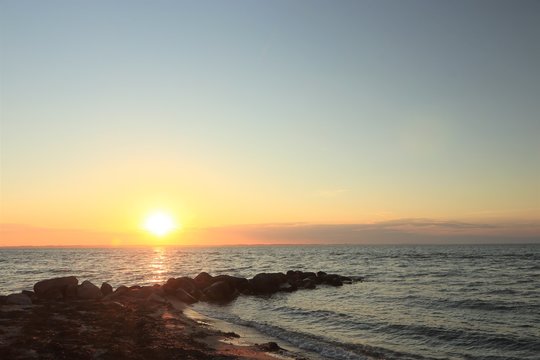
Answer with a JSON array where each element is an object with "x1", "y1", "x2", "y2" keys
[
  {"x1": 302, "y1": 278, "x2": 316, "y2": 289},
  {"x1": 212, "y1": 275, "x2": 249, "y2": 292},
  {"x1": 324, "y1": 274, "x2": 343, "y2": 287},
  {"x1": 21, "y1": 290, "x2": 37, "y2": 301},
  {"x1": 101, "y1": 282, "x2": 113, "y2": 296},
  {"x1": 63, "y1": 284, "x2": 78, "y2": 299},
  {"x1": 203, "y1": 281, "x2": 236, "y2": 302},
  {"x1": 34, "y1": 276, "x2": 78, "y2": 299},
  {"x1": 0, "y1": 295, "x2": 6, "y2": 304},
  {"x1": 114, "y1": 285, "x2": 129, "y2": 293},
  {"x1": 77, "y1": 280, "x2": 102, "y2": 299},
  {"x1": 250, "y1": 273, "x2": 287, "y2": 294},
  {"x1": 302, "y1": 271, "x2": 317, "y2": 280},
  {"x1": 6, "y1": 293, "x2": 32, "y2": 305},
  {"x1": 146, "y1": 293, "x2": 168, "y2": 304},
  {"x1": 256, "y1": 341, "x2": 281, "y2": 352},
  {"x1": 194, "y1": 272, "x2": 214, "y2": 290},
  {"x1": 174, "y1": 288, "x2": 198, "y2": 304}
]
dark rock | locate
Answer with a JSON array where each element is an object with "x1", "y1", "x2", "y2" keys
[
  {"x1": 164, "y1": 277, "x2": 200, "y2": 298},
  {"x1": 21, "y1": 290, "x2": 37, "y2": 301},
  {"x1": 302, "y1": 278, "x2": 316, "y2": 289},
  {"x1": 324, "y1": 274, "x2": 343, "y2": 287},
  {"x1": 317, "y1": 271, "x2": 327, "y2": 278},
  {"x1": 174, "y1": 288, "x2": 198, "y2": 304},
  {"x1": 212, "y1": 275, "x2": 249, "y2": 292},
  {"x1": 34, "y1": 276, "x2": 78, "y2": 299},
  {"x1": 203, "y1": 281, "x2": 236, "y2": 302},
  {"x1": 194, "y1": 272, "x2": 214, "y2": 289},
  {"x1": 77, "y1": 280, "x2": 102, "y2": 299},
  {"x1": 256, "y1": 342, "x2": 281, "y2": 352},
  {"x1": 114, "y1": 285, "x2": 129, "y2": 293},
  {"x1": 250, "y1": 273, "x2": 287, "y2": 294},
  {"x1": 302, "y1": 272, "x2": 317, "y2": 280},
  {"x1": 6, "y1": 293, "x2": 32, "y2": 305},
  {"x1": 101, "y1": 282, "x2": 113, "y2": 296},
  {"x1": 63, "y1": 284, "x2": 78, "y2": 299}
]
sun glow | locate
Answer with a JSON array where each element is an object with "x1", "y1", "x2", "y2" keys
[{"x1": 143, "y1": 212, "x2": 177, "y2": 237}]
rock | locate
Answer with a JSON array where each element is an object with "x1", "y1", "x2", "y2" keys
[
  {"x1": 317, "y1": 271, "x2": 327, "y2": 278},
  {"x1": 194, "y1": 272, "x2": 214, "y2": 289},
  {"x1": 114, "y1": 285, "x2": 129, "y2": 293},
  {"x1": 63, "y1": 284, "x2": 78, "y2": 299},
  {"x1": 212, "y1": 275, "x2": 249, "y2": 292},
  {"x1": 174, "y1": 288, "x2": 198, "y2": 304},
  {"x1": 34, "y1": 276, "x2": 78, "y2": 299},
  {"x1": 146, "y1": 293, "x2": 168, "y2": 304},
  {"x1": 250, "y1": 273, "x2": 287, "y2": 294},
  {"x1": 0, "y1": 295, "x2": 6, "y2": 305},
  {"x1": 77, "y1": 280, "x2": 102, "y2": 299},
  {"x1": 21, "y1": 290, "x2": 37, "y2": 301},
  {"x1": 6, "y1": 293, "x2": 32, "y2": 305},
  {"x1": 324, "y1": 274, "x2": 343, "y2": 287},
  {"x1": 203, "y1": 281, "x2": 236, "y2": 302},
  {"x1": 101, "y1": 282, "x2": 113, "y2": 296},
  {"x1": 256, "y1": 342, "x2": 281, "y2": 352},
  {"x1": 302, "y1": 271, "x2": 317, "y2": 280},
  {"x1": 302, "y1": 278, "x2": 316, "y2": 289}
]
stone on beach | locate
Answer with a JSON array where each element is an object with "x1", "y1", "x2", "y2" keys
[
  {"x1": 100, "y1": 282, "x2": 113, "y2": 296},
  {"x1": 203, "y1": 281, "x2": 236, "y2": 302},
  {"x1": 174, "y1": 288, "x2": 198, "y2": 304},
  {"x1": 5, "y1": 293, "x2": 32, "y2": 305},
  {"x1": 77, "y1": 280, "x2": 102, "y2": 299},
  {"x1": 34, "y1": 276, "x2": 79, "y2": 300},
  {"x1": 250, "y1": 273, "x2": 287, "y2": 294},
  {"x1": 33, "y1": 276, "x2": 78, "y2": 299},
  {"x1": 194, "y1": 272, "x2": 214, "y2": 289}
]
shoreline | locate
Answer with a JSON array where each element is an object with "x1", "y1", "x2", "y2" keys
[
  {"x1": 0, "y1": 289, "x2": 301, "y2": 360},
  {"x1": 1, "y1": 271, "x2": 359, "y2": 359}
]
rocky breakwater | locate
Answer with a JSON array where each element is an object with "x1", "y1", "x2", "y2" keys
[{"x1": 162, "y1": 270, "x2": 363, "y2": 304}]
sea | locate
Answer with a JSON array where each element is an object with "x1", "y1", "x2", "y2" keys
[{"x1": 1, "y1": 244, "x2": 539, "y2": 360}]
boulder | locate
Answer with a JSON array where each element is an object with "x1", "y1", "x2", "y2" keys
[
  {"x1": 21, "y1": 290, "x2": 37, "y2": 301},
  {"x1": 250, "y1": 273, "x2": 287, "y2": 294},
  {"x1": 302, "y1": 278, "x2": 316, "y2": 289},
  {"x1": 0, "y1": 295, "x2": 6, "y2": 305},
  {"x1": 63, "y1": 284, "x2": 78, "y2": 299},
  {"x1": 194, "y1": 272, "x2": 214, "y2": 289},
  {"x1": 163, "y1": 277, "x2": 199, "y2": 297},
  {"x1": 174, "y1": 288, "x2": 198, "y2": 304},
  {"x1": 77, "y1": 280, "x2": 102, "y2": 299},
  {"x1": 302, "y1": 272, "x2": 317, "y2": 280},
  {"x1": 101, "y1": 282, "x2": 113, "y2": 296},
  {"x1": 114, "y1": 285, "x2": 129, "y2": 294},
  {"x1": 324, "y1": 274, "x2": 343, "y2": 287},
  {"x1": 203, "y1": 281, "x2": 236, "y2": 302},
  {"x1": 34, "y1": 276, "x2": 78, "y2": 299},
  {"x1": 212, "y1": 275, "x2": 249, "y2": 292},
  {"x1": 6, "y1": 293, "x2": 32, "y2": 305},
  {"x1": 146, "y1": 293, "x2": 167, "y2": 304}
]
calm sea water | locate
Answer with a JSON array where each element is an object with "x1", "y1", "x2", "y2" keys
[{"x1": 1, "y1": 244, "x2": 539, "y2": 359}]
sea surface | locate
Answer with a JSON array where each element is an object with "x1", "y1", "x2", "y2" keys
[{"x1": 1, "y1": 244, "x2": 539, "y2": 360}]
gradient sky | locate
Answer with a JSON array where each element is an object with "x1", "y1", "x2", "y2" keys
[{"x1": 1, "y1": 1, "x2": 539, "y2": 245}]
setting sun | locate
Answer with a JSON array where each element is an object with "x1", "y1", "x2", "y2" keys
[{"x1": 143, "y1": 212, "x2": 177, "y2": 237}]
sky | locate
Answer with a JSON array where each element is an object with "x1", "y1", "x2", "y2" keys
[{"x1": 1, "y1": 0, "x2": 539, "y2": 246}]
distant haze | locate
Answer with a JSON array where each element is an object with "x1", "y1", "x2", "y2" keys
[{"x1": 1, "y1": 1, "x2": 539, "y2": 246}]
